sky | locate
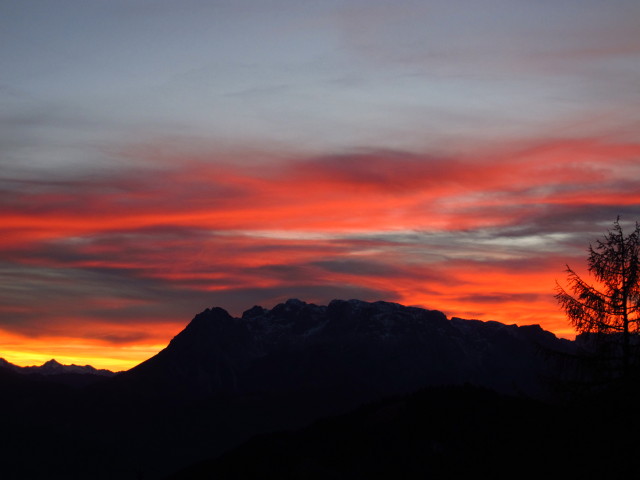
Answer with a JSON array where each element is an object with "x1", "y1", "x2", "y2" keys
[{"x1": 1, "y1": 0, "x2": 639, "y2": 371}]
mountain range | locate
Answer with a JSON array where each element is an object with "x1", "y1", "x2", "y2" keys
[
  {"x1": 116, "y1": 298, "x2": 573, "y2": 400},
  {"x1": 1, "y1": 298, "x2": 581, "y2": 479},
  {"x1": 0, "y1": 357, "x2": 116, "y2": 376}
]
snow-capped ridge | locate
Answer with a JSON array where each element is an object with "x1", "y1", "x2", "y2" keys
[
  {"x1": 122, "y1": 298, "x2": 574, "y2": 401},
  {"x1": 178, "y1": 298, "x2": 557, "y2": 346}
]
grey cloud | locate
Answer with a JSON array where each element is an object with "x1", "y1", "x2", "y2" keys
[
  {"x1": 455, "y1": 292, "x2": 542, "y2": 305},
  {"x1": 312, "y1": 259, "x2": 408, "y2": 277}
]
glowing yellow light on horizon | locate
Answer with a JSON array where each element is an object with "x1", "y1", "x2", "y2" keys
[{"x1": 0, "y1": 331, "x2": 168, "y2": 372}]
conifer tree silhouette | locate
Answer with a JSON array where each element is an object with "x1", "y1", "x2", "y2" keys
[{"x1": 556, "y1": 217, "x2": 640, "y2": 385}]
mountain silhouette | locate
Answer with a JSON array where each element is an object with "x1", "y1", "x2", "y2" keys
[
  {"x1": 114, "y1": 299, "x2": 571, "y2": 402},
  {"x1": 1, "y1": 298, "x2": 576, "y2": 479},
  {"x1": 0, "y1": 357, "x2": 116, "y2": 387}
]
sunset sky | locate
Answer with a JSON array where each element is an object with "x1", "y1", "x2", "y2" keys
[{"x1": 2, "y1": 0, "x2": 639, "y2": 371}]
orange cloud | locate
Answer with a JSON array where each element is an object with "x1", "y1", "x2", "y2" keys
[{"x1": 1, "y1": 136, "x2": 639, "y2": 368}]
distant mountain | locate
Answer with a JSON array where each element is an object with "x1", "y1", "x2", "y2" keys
[
  {"x1": 0, "y1": 357, "x2": 116, "y2": 377},
  {"x1": 0, "y1": 357, "x2": 21, "y2": 372},
  {"x1": 0, "y1": 357, "x2": 116, "y2": 390}
]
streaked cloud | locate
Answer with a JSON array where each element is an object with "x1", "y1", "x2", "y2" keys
[
  {"x1": 1, "y1": 135, "x2": 639, "y2": 370},
  {"x1": 1, "y1": 0, "x2": 638, "y2": 369}
]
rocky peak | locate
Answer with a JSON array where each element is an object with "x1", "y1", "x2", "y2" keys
[
  {"x1": 123, "y1": 298, "x2": 574, "y2": 400},
  {"x1": 39, "y1": 359, "x2": 64, "y2": 374}
]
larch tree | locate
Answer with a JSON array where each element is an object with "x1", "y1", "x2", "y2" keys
[{"x1": 555, "y1": 217, "x2": 640, "y2": 382}]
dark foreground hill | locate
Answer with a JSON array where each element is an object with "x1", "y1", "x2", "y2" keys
[
  {"x1": 167, "y1": 384, "x2": 638, "y2": 480},
  {"x1": 1, "y1": 299, "x2": 577, "y2": 479}
]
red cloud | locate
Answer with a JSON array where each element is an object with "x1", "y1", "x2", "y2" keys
[{"x1": 1, "y1": 136, "x2": 639, "y2": 369}]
